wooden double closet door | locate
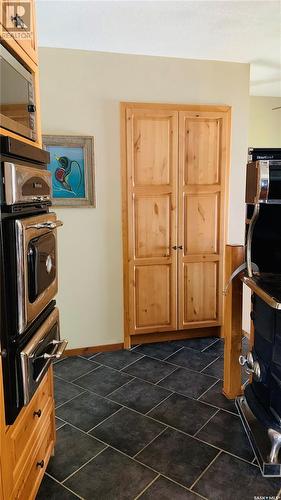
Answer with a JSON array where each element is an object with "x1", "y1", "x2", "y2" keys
[{"x1": 121, "y1": 103, "x2": 230, "y2": 347}]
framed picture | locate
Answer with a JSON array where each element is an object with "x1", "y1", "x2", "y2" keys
[{"x1": 42, "y1": 135, "x2": 95, "y2": 207}]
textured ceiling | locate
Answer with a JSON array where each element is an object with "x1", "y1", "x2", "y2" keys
[{"x1": 37, "y1": 0, "x2": 281, "y2": 96}]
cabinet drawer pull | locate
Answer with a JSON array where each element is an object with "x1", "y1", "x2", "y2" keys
[
  {"x1": 36, "y1": 460, "x2": 44, "y2": 469},
  {"x1": 33, "y1": 409, "x2": 42, "y2": 418}
]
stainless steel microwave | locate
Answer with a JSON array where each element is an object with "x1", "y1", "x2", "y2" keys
[{"x1": 0, "y1": 45, "x2": 37, "y2": 141}]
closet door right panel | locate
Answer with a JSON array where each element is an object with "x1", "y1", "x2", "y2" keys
[{"x1": 178, "y1": 110, "x2": 229, "y2": 329}]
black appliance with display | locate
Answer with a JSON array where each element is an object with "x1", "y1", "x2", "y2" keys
[
  {"x1": 0, "y1": 135, "x2": 67, "y2": 424},
  {"x1": 237, "y1": 148, "x2": 281, "y2": 476}
]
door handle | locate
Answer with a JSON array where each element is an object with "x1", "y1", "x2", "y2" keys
[
  {"x1": 35, "y1": 339, "x2": 68, "y2": 360},
  {"x1": 27, "y1": 220, "x2": 63, "y2": 230},
  {"x1": 172, "y1": 245, "x2": 183, "y2": 250}
]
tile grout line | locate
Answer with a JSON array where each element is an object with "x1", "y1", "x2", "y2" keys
[
  {"x1": 67, "y1": 354, "x2": 220, "y2": 390},
  {"x1": 201, "y1": 338, "x2": 221, "y2": 352},
  {"x1": 54, "y1": 418, "x2": 256, "y2": 492},
  {"x1": 55, "y1": 376, "x2": 248, "y2": 464},
  {"x1": 90, "y1": 352, "x2": 146, "y2": 370},
  {"x1": 54, "y1": 389, "x2": 87, "y2": 410},
  {"x1": 133, "y1": 474, "x2": 160, "y2": 500},
  {"x1": 106, "y1": 376, "x2": 137, "y2": 397},
  {"x1": 54, "y1": 359, "x2": 255, "y2": 465},
  {"x1": 45, "y1": 472, "x2": 85, "y2": 499},
  {"x1": 196, "y1": 378, "x2": 220, "y2": 401},
  {"x1": 61, "y1": 445, "x2": 109, "y2": 485},
  {"x1": 162, "y1": 345, "x2": 185, "y2": 360},
  {"x1": 71, "y1": 365, "x2": 102, "y2": 383},
  {"x1": 87, "y1": 406, "x2": 124, "y2": 434},
  {"x1": 122, "y1": 352, "x2": 204, "y2": 373},
  {"x1": 196, "y1": 397, "x2": 238, "y2": 417},
  {"x1": 133, "y1": 427, "x2": 168, "y2": 459},
  {"x1": 145, "y1": 392, "x2": 174, "y2": 416},
  {"x1": 199, "y1": 355, "x2": 221, "y2": 374},
  {"x1": 130, "y1": 344, "x2": 140, "y2": 351},
  {"x1": 154, "y1": 365, "x2": 179, "y2": 384},
  {"x1": 57, "y1": 366, "x2": 238, "y2": 425},
  {"x1": 61, "y1": 404, "x2": 256, "y2": 469},
  {"x1": 189, "y1": 450, "x2": 222, "y2": 492},
  {"x1": 113, "y1": 354, "x2": 146, "y2": 371},
  {"x1": 125, "y1": 410, "x2": 257, "y2": 468},
  {"x1": 78, "y1": 354, "x2": 102, "y2": 363},
  {"x1": 193, "y1": 408, "x2": 220, "y2": 437},
  {"x1": 79, "y1": 428, "x2": 207, "y2": 497},
  {"x1": 55, "y1": 422, "x2": 66, "y2": 431}
]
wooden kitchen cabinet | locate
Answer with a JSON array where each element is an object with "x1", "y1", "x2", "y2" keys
[
  {"x1": 0, "y1": 1, "x2": 56, "y2": 498},
  {"x1": 121, "y1": 103, "x2": 231, "y2": 348},
  {"x1": 0, "y1": 0, "x2": 38, "y2": 64},
  {"x1": 0, "y1": 0, "x2": 42, "y2": 148},
  {"x1": 0, "y1": 367, "x2": 55, "y2": 500}
]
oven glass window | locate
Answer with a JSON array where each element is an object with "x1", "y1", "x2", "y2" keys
[
  {"x1": 28, "y1": 233, "x2": 56, "y2": 303},
  {"x1": 0, "y1": 51, "x2": 31, "y2": 132}
]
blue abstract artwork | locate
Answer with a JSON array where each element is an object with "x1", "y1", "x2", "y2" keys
[{"x1": 46, "y1": 146, "x2": 86, "y2": 199}]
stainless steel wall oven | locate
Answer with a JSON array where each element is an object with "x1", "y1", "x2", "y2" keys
[
  {"x1": 237, "y1": 148, "x2": 281, "y2": 477},
  {"x1": 0, "y1": 135, "x2": 67, "y2": 424}
]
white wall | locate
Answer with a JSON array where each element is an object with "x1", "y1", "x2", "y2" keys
[
  {"x1": 249, "y1": 96, "x2": 281, "y2": 148},
  {"x1": 39, "y1": 48, "x2": 250, "y2": 348}
]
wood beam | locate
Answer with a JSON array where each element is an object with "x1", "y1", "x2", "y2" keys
[{"x1": 223, "y1": 244, "x2": 245, "y2": 399}]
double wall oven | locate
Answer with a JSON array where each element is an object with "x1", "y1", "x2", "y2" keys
[{"x1": 0, "y1": 135, "x2": 67, "y2": 424}]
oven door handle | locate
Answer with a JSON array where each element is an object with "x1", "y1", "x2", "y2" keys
[
  {"x1": 35, "y1": 339, "x2": 68, "y2": 360},
  {"x1": 26, "y1": 220, "x2": 63, "y2": 230}
]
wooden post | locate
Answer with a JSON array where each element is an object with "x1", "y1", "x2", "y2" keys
[{"x1": 223, "y1": 244, "x2": 245, "y2": 399}]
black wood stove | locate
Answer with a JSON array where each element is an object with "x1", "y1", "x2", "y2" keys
[{"x1": 236, "y1": 148, "x2": 281, "y2": 476}]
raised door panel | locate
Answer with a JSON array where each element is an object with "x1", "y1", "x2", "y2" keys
[
  {"x1": 134, "y1": 195, "x2": 171, "y2": 258},
  {"x1": 183, "y1": 262, "x2": 218, "y2": 323},
  {"x1": 184, "y1": 118, "x2": 220, "y2": 185},
  {"x1": 133, "y1": 116, "x2": 172, "y2": 186},
  {"x1": 135, "y1": 265, "x2": 172, "y2": 328},
  {"x1": 126, "y1": 108, "x2": 178, "y2": 335},
  {"x1": 178, "y1": 109, "x2": 230, "y2": 330},
  {"x1": 184, "y1": 193, "x2": 219, "y2": 255}
]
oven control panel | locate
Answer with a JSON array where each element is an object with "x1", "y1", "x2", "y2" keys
[{"x1": 3, "y1": 162, "x2": 52, "y2": 205}]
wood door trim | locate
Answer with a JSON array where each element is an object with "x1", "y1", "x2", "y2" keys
[
  {"x1": 120, "y1": 103, "x2": 130, "y2": 348},
  {"x1": 121, "y1": 102, "x2": 231, "y2": 113},
  {"x1": 120, "y1": 102, "x2": 231, "y2": 347}
]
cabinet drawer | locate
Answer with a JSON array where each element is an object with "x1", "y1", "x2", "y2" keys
[
  {"x1": 13, "y1": 403, "x2": 54, "y2": 499},
  {"x1": 8, "y1": 370, "x2": 52, "y2": 477}
]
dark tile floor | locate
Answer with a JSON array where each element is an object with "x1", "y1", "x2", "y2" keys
[{"x1": 36, "y1": 337, "x2": 281, "y2": 500}]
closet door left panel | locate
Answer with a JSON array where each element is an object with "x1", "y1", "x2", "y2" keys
[{"x1": 124, "y1": 107, "x2": 178, "y2": 337}]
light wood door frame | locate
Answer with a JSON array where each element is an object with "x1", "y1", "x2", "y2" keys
[{"x1": 121, "y1": 102, "x2": 231, "y2": 348}]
